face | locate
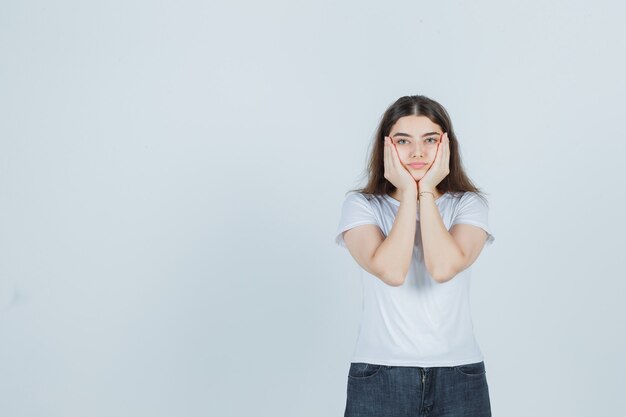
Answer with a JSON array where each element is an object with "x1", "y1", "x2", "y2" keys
[{"x1": 388, "y1": 115, "x2": 443, "y2": 180}]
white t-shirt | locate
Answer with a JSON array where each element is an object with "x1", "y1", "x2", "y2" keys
[{"x1": 335, "y1": 191, "x2": 495, "y2": 367}]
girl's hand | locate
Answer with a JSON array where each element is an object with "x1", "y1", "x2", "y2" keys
[
  {"x1": 384, "y1": 136, "x2": 417, "y2": 195},
  {"x1": 418, "y1": 132, "x2": 450, "y2": 192}
]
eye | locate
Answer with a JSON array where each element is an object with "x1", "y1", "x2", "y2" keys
[
  {"x1": 397, "y1": 139, "x2": 409, "y2": 145},
  {"x1": 425, "y1": 137, "x2": 438, "y2": 143}
]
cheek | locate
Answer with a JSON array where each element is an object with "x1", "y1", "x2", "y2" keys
[
  {"x1": 427, "y1": 146, "x2": 439, "y2": 159},
  {"x1": 397, "y1": 148, "x2": 411, "y2": 161}
]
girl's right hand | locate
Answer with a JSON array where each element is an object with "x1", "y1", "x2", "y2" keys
[{"x1": 383, "y1": 136, "x2": 418, "y2": 196}]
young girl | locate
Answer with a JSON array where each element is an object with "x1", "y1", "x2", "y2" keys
[{"x1": 335, "y1": 95, "x2": 494, "y2": 416}]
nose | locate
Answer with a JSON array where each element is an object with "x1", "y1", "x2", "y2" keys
[{"x1": 411, "y1": 142, "x2": 424, "y2": 158}]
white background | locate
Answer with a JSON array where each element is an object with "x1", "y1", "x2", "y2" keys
[{"x1": 1, "y1": 0, "x2": 625, "y2": 416}]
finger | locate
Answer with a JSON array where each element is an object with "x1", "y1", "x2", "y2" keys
[
  {"x1": 433, "y1": 136, "x2": 443, "y2": 164},
  {"x1": 384, "y1": 136, "x2": 392, "y2": 174},
  {"x1": 436, "y1": 136, "x2": 446, "y2": 168},
  {"x1": 442, "y1": 133, "x2": 450, "y2": 168},
  {"x1": 386, "y1": 136, "x2": 399, "y2": 169},
  {"x1": 389, "y1": 138, "x2": 401, "y2": 168},
  {"x1": 391, "y1": 140, "x2": 408, "y2": 174}
]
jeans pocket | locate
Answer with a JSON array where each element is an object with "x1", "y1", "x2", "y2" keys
[
  {"x1": 453, "y1": 361, "x2": 486, "y2": 377},
  {"x1": 348, "y1": 362, "x2": 384, "y2": 380}
]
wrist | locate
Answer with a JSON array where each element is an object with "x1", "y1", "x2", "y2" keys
[
  {"x1": 418, "y1": 187, "x2": 438, "y2": 202},
  {"x1": 399, "y1": 188, "x2": 417, "y2": 201}
]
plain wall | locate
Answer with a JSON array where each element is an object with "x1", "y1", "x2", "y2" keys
[{"x1": 1, "y1": 0, "x2": 625, "y2": 415}]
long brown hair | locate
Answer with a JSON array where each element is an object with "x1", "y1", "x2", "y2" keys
[{"x1": 348, "y1": 95, "x2": 488, "y2": 204}]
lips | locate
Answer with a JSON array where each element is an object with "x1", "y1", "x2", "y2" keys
[{"x1": 408, "y1": 163, "x2": 427, "y2": 169}]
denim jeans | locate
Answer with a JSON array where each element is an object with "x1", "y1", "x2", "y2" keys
[{"x1": 344, "y1": 361, "x2": 491, "y2": 417}]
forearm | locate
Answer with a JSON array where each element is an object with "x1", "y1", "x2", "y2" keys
[
  {"x1": 418, "y1": 191, "x2": 464, "y2": 282},
  {"x1": 373, "y1": 190, "x2": 417, "y2": 286}
]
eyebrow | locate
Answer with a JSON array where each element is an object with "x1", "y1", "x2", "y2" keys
[{"x1": 392, "y1": 132, "x2": 441, "y2": 138}]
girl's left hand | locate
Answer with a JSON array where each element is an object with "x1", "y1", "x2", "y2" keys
[{"x1": 418, "y1": 132, "x2": 450, "y2": 191}]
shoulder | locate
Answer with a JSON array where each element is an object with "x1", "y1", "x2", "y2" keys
[
  {"x1": 344, "y1": 191, "x2": 368, "y2": 201},
  {"x1": 342, "y1": 191, "x2": 382, "y2": 207},
  {"x1": 339, "y1": 192, "x2": 392, "y2": 221},
  {"x1": 448, "y1": 191, "x2": 495, "y2": 244},
  {"x1": 448, "y1": 191, "x2": 489, "y2": 208}
]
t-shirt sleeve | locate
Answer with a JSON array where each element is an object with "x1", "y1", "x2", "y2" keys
[
  {"x1": 450, "y1": 192, "x2": 495, "y2": 245},
  {"x1": 334, "y1": 192, "x2": 380, "y2": 248}
]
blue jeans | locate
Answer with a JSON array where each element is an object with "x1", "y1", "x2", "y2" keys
[{"x1": 344, "y1": 361, "x2": 492, "y2": 417}]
